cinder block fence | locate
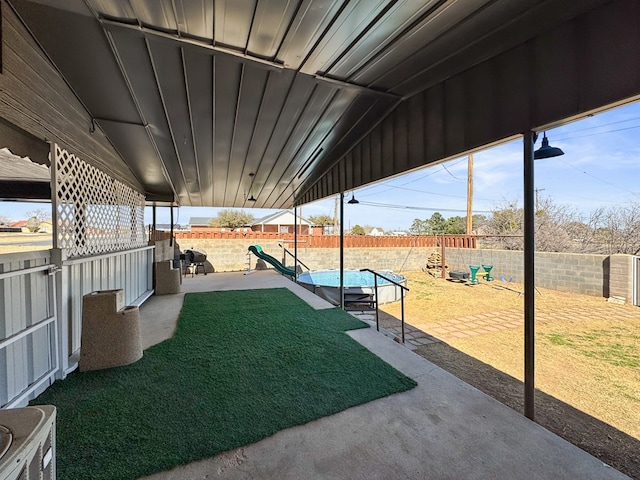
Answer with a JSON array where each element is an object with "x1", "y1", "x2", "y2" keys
[{"x1": 153, "y1": 232, "x2": 637, "y2": 303}]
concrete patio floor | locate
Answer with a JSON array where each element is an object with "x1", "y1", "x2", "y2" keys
[{"x1": 138, "y1": 270, "x2": 628, "y2": 479}]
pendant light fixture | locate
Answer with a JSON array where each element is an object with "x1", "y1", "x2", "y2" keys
[{"x1": 534, "y1": 132, "x2": 564, "y2": 159}]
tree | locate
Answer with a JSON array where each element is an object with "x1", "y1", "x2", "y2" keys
[
  {"x1": 25, "y1": 209, "x2": 51, "y2": 233},
  {"x1": 445, "y1": 216, "x2": 466, "y2": 234},
  {"x1": 481, "y1": 201, "x2": 524, "y2": 250},
  {"x1": 208, "y1": 209, "x2": 254, "y2": 228},
  {"x1": 307, "y1": 214, "x2": 334, "y2": 226},
  {"x1": 409, "y1": 218, "x2": 430, "y2": 235},
  {"x1": 429, "y1": 212, "x2": 447, "y2": 234},
  {"x1": 0, "y1": 215, "x2": 9, "y2": 226},
  {"x1": 351, "y1": 224, "x2": 365, "y2": 235},
  {"x1": 409, "y1": 213, "x2": 450, "y2": 235},
  {"x1": 472, "y1": 214, "x2": 488, "y2": 232},
  {"x1": 591, "y1": 202, "x2": 640, "y2": 254}
]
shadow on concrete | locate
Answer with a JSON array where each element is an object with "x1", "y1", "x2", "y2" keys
[
  {"x1": 376, "y1": 309, "x2": 639, "y2": 478},
  {"x1": 414, "y1": 340, "x2": 639, "y2": 479}
]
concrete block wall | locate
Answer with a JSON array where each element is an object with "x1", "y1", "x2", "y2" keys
[
  {"x1": 323, "y1": 247, "x2": 434, "y2": 272},
  {"x1": 446, "y1": 248, "x2": 629, "y2": 298},
  {"x1": 175, "y1": 238, "x2": 283, "y2": 272},
  {"x1": 170, "y1": 239, "x2": 634, "y2": 300},
  {"x1": 177, "y1": 238, "x2": 435, "y2": 273},
  {"x1": 536, "y1": 252, "x2": 608, "y2": 297},
  {"x1": 152, "y1": 239, "x2": 178, "y2": 262},
  {"x1": 609, "y1": 254, "x2": 633, "y2": 301}
]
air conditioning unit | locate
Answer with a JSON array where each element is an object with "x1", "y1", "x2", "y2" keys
[{"x1": 0, "y1": 406, "x2": 56, "y2": 480}]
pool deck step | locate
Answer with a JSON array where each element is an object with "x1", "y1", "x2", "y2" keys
[{"x1": 344, "y1": 292, "x2": 377, "y2": 311}]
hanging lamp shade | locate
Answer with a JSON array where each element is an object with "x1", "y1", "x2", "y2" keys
[
  {"x1": 534, "y1": 133, "x2": 564, "y2": 159},
  {"x1": 347, "y1": 193, "x2": 359, "y2": 204},
  {"x1": 247, "y1": 172, "x2": 257, "y2": 202}
]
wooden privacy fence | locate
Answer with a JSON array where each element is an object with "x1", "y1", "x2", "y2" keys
[{"x1": 150, "y1": 230, "x2": 477, "y2": 249}]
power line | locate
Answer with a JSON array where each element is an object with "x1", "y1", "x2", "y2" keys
[
  {"x1": 554, "y1": 113, "x2": 640, "y2": 137},
  {"x1": 358, "y1": 158, "x2": 467, "y2": 198},
  {"x1": 554, "y1": 158, "x2": 637, "y2": 195},
  {"x1": 441, "y1": 163, "x2": 462, "y2": 180},
  {"x1": 365, "y1": 183, "x2": 494, "y2": 201},
  {"x1": 553, "y1": 124, "x2": 640, "y2": 142},
  {"x1": 357, "y1": 200, "x2": 492, "y2": 214}
]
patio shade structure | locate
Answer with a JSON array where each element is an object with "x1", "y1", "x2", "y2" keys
[
  {"x1": 2, "y1": 0, "x2": 640, "y2": 422},
  {"x1": 5, "y1": 0, "x2": 638, "y2": 209}
]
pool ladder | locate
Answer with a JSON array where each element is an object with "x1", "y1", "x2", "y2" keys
[
  {"x1": 357, "y1": 269, "x2": 410, "y2": 344},
  {"x1": 343, "y1": 292, "x2": 377, "y2": 310}
]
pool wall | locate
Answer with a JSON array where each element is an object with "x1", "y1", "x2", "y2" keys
[{"x1": 297, "y1": 269, "x2": 407, "y2": 306}]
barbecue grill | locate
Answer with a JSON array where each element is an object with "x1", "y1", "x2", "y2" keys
[{"x1": 183, "y1": 249, "x2": 207, "y2": 275}]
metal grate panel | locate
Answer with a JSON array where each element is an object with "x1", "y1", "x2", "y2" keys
[{"x1": 53, "y1": 144, "x2": 145, "y2": 257}]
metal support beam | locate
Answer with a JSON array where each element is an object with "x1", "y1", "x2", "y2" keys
[
  {"x1": 170, "y1": 206, "x2": 174, "y2": 247},
  {"x1": 340, "y1": 193, "x2": 345, "y2": 309},
  {"x1": 523, "y1": 130, "x2": 536, "y2": 420},
  {"x1": 101, "y1": 19, "x2": 284, "y2": 73},
  {"x1": 294, "y1": 206, "x2": 298, "y2": 278}
]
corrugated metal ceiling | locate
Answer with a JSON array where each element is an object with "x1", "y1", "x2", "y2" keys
[{"x1": 10, "y1": 0, "x2": 612, "y2": 207}]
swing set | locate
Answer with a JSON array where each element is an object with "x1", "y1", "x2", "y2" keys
[
  {"x1": 448, "y1": 236, "x2": 526, "y2": 292},
  {"x1": 462, "y1": 238, "x2": 541, "y2": 296}
]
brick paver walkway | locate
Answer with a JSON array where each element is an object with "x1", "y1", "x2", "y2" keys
[{"x1": 352, "y1": 304, "x2": 640, "y2": 348}]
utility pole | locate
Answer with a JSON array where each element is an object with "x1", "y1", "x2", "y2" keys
[
  {"x1": 535, "y1": 188, "x2": 545, "y2": 212},
  {"x1": 466, "y1": 153, "x2": 473, "y2": 234}
]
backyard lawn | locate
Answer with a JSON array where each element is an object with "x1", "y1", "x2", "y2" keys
[{"x1": 379, "y1": 271, "x2": 640, "y2": 479}]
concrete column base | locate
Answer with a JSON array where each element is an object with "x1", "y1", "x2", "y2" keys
[
  {"x1": 155, "y1": 261, "x2": 181, "y2": 295},
  {"x1": 80, "y1": 289, "x2": 142, "y2": 372}
]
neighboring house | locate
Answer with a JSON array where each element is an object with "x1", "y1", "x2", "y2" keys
[
  {"x1": 251, "y1": 210, "x2": 314, "y2": 235},
  {"x1": 38, "y1": 220, "x2": 53, "y2": 233},
  {"x1": 7, "y1": 219, "x2": 53, "y2": 233},
  {"x1": 188, "y1": 210, "x2": 319, "y2": 234},
  {"x1": 188, "y1": 218, "x2": 249, "y2": 232},
  {"x1": 189, "y1": 217, "x2": 214, "y2": 229},
  {"x1": 9, "y1": 220, "x2": 29, "y2": 232},
  {"x1": 363, "y1": 226, "x2": 385, "y2": 236},
  {"x1": 155, "y1": 224, "x2": 186, "y2": 231},
  {"x1": 389, "y1": 231, "x2": 408, "y2": 236}
]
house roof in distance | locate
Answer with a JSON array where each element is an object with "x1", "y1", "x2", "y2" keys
[
  {"x1": 188, "y1": 217, "x2": 213, "y2": 227},
  {"x1": 251, "y1": 210, "x2": 311, "y2": 226}
]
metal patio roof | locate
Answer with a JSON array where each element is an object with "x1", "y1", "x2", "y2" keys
[{"x1": 9, "y1": 0, "x2": 636, "y2": 208}]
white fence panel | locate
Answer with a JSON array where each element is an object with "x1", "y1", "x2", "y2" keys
[
  {"x1": 61, "y1": 246, "x2": 154, "y2": 367},
  {"x1": 0, "y1": 251, "x2": 57, "y2": 408}
]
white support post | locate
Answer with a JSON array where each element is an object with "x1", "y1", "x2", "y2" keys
[
  {"x1": 50, "y1": 142, "x2": 59, "y2": 249},
  {"x1": 50, "y1": 248, "x2": 69, "y2": 379}
]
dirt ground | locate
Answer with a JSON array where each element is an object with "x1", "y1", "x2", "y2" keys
[
  {"x1": 0, "y1": 233, "x2": 51, "y2": 254},
  {"x1": 379, "y1": 271, "x2": 640, "y2": 479}
]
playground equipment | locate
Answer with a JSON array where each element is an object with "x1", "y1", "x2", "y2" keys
[
  {"x1": 500, "y1": 273, "x2": 514, "y2": 283},
  {"x1": 481, "y1": 264, "x2": 494, "y2": 281},
  {"x1": 247, "y1": 245, "x2": 296, "y2": 277},
  {"x1": 468, "y1": 265, "x2": 481, "y2": 284},
  {"x1": 468, "y1": 264, "x2": 494, "y2": 285}
]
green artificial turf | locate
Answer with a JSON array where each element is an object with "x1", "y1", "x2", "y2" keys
[{"x1": 31, "y1": 288, "x2": 417, "y2": 479}]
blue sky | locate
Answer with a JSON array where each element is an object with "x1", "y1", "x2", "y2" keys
[{"x1": 2, "y1": 100, "x2": 640, "y2": 231}]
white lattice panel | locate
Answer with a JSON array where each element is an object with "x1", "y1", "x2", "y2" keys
[{"x1": 53, "y1": 144, "x2": 145, "y2": 257}]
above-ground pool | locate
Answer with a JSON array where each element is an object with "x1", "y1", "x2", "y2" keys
[{"x1": 297, "y1": 269, "x2": 407, "y2": 306}]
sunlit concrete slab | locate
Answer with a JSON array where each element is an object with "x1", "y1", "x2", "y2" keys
[{"x1": 139, "y1": 270, "x2": 627, "y2": 480}]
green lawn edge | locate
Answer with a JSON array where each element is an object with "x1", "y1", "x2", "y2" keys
[{"x1": 32, "y1": 288, "x2": 416, "y2": 479}]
